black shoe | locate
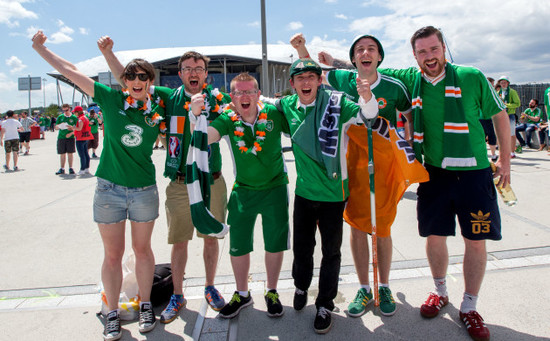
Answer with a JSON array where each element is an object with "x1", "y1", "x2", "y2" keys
[
  {"x1": 293, "y1": 288, "x2": 307, "y2": 311},
  {"x1": 138, "y1": 302, "x2": 157, "y2": 333},
  {"x1": 265, "y1": 289, "x2": 284, "y2": 317},
  {"x1": 69, "y1": 168, "x2": 75, "y2": 174},
  {"x1": 219, "y1": 291, "x2": 253, "y2": 319},
  {"x1": 153, "y1": 146, "x2": 159, "y2": 150},
  {"x1": 314, "y1": 306, "x2": 333, "y2": 334},
  {"x1": 92, "y1": 153, "x2": 98, "y2": 158},
  {"x1": 103, "y1": 310, "x2": 121, "y2": 340},
  {"x1": 55, "y1": 168, "x2": 65, "y2": 175}
]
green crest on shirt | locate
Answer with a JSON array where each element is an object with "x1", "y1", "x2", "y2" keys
[
  {"x1": 266, "y1": 120, "x2": 274, "y2": 132},
  {"x1": 145, "y1": 116, "x2": 158, "y2": 127}
]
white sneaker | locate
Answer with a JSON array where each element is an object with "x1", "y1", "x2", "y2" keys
[
  {"x1": 77, "y1": 170, "x2": 86, "y2": 176},
  {"x1": 84, "y1": 168, "x2": 91, "y2": 174}
]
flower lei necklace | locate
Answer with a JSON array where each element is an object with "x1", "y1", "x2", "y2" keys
[
  {"x1": 122, "y1": 87, "x2": 165, "y2": 124},
  {"x1": 227, "y1": 103, "x2": 267, "y2": 155},
  {"x1": 183, "y1": 83, "x2": 226, "y2": 116}
]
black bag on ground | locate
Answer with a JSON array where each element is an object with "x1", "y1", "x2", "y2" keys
[{"x1": 150, "y1": 263, "x2": 173, "y2": 306}]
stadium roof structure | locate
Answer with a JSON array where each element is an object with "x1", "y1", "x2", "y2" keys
[{"x1": 47, "y1": 43, "x2": 348, "y2": 105}]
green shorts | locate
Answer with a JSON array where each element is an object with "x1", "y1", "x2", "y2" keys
[{"x1": 227, "y1": 184, "x2": 290, "y2": 256}]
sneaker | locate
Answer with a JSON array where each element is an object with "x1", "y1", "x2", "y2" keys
[
  {"x1": 379, "y1": 287, "x2": 396, "y2": 316},
  {"x1": 24, "y1": 151, "x2": 29, "y2": 155},
  {"x1": 3, "y1": 164, "x2": 7, "y2": 170},
  {"x1": 138, "y1": 302, "x2": 156, "y2": 333},
  {"x1": 459, "y1": 310, "x2": 490, "y2": 341},
  {"x1": 420, "y1": 292, "x2": 449, "y2": 318},
  {"x1": 84, "y1": 168, "x2": 91, "y2": 174},
  {"x1": 55, "y1": 168, "x2": 65, "y2": 175},
  {"x1": 205, "y1": 285, "x2": 225, "y2": 311},
  {"x1": 92, "y1": 153, "x2": 98, "y2": 158},
  {"x1": 159, "y1": 145, "x2": 165, "y2": 149},
  {"x1": 103, "y1": 310, "x2": 121, "y2": 341},
  {"x1": 510, "y1": 152, "x2": 516, "y2": 158},
  {"x1": 515, "y1": 144, "x2": 523, "y2": 153},
  {"x1": 219, "y1": 291, "x2": 253, "y2": 319},
  {"x1": 13, "y1": 166, "x2": 18, "y2": 171},
  {"x1": 160, "y1": 294, "x2": 186, "y2": 324},
  {"x1": 265, "y1": 289, "x2": 284, "y2": 317},
  {"x1": 490, "y1": 155, "x2": 498, "y2": 162},
  {"x1": 293, "y1": 288, "x2": 308, "y2": 311},
  {"x1": 347, "y1": 288, "x2": 373, "y2": 317},
  {"x1": 314, "y1": 306, "x2": 332, "y2": 334},
  {"x1": 69, "y1": 168, "x2": 75, "y2": 174},
  {"x1": 153, "y1": 146, "x2": 159, "y2": 150},
  {"x1": 77, "y1": 170, "x2": 86, "y2": 176}
]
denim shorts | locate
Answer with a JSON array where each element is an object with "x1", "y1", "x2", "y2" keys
[{"x1": 93, "y1": 177, "x2": 159, "y2": 224}]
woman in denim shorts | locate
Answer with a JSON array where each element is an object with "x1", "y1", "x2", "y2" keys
[{"x1": 33, "y1": 31, "x2": 173, "y2": 341}]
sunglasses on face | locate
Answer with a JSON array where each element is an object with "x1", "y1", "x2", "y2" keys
[{"x1": 125, "y1": 72, "x2": 150, "y2": 81}]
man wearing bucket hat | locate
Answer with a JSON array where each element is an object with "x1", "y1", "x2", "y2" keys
[
  {"x1": 274, "y1": 54, "x2": 379, "y2": 334},
  {"x1": 497, "y1": 76, "x2": 521, "y2": 157},
  {"x1": 291, "y1": 33, "x2": 412, "y2": 318}
]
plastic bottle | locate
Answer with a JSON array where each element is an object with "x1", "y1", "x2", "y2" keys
[{"x1": 490, "y1": 162, "x2": 517, "y2": 206}]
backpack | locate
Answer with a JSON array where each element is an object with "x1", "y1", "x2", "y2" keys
[{"x1": 150, "y1": 263, "x2": 174, "y2": 306}]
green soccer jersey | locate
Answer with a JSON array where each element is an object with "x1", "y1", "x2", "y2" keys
[
  {"x1": 522, "y1": 108, "x2": 541, "y2": 124},
  {"x1": 56, "y1": 113, "x2": 78, "y2": 139},
  {"x1": 39, "y1": 117, "x2": 46, "y2": 127},
  {"x1": 278, "y1": 93, "x2": 361, "y2": 202},
  {"x1": 88, "y1": 115, "x2": 100, "y2": 134},
  {"x1": 326, "y1": 70, "x2": 411, "y2": 126},
  {"x1": 210, "y1": 103, "x2": 289, "y2": 191},
  {"x1": 164, "y1": 86, "x2": 230, "y2": 177},
  {"x1": 544, "y1": 87, "x2": 550, "y2": 117},
  {"x1": 380, "y1": 65, "x2": 505, "y2": 170},
  {"x1": 93, "y1": 82, "x2": 170, "y2": 187}
]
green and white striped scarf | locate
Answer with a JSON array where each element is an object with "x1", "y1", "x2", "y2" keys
[
  {"x1": 184, "y1": 114, "x2": 229, "y2": 238},
  {"x1": 412, "y1": 63, "x2": 476, "y2": 168}
]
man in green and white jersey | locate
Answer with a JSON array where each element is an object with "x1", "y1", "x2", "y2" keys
[
  {"x1": 55, "y1": 103, "x2": 78, "y2": 175},
  {"x1": 274, "y1": 57, "x2": 378, "y2": 334},
  {"x1": 191, "y1": 72, "x2": 290, "y2": 319},
  {"x1": 291, "y1": 32, "x2": 411, "y2": 318},
  {"x1": 99, "y1": 39, "x2": 231, "y2": 320},
  {"x1": 516, "y1": 98, "x2": 541, "y2": 148}
]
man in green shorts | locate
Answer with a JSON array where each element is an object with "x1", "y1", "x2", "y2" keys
[
  {"x1": 275, "y1": 57, "x2": 378, "y2": 334},
  {"x1": 380, "y1": 26, "x2": 511, "y2": 341},
  {"x1": 291, "y1": 32, "x2": 412, "y2": 318},
  {"x1": 191, "y1": 72, "x2": 290, "y2": 319},
  {"x1": 98, "y1": 38, "x2": 230, "y2": 322},
  {"x1": 55, "y1": 103, "x2": 78, "y2": 175}
]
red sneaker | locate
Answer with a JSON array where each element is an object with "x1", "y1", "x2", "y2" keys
[
  {"x1": 420, "y1": 292, "x2": 449, "y2": 318},
  {"x1": 459, "y1": 310, "x2": 490, "y2": 341}
]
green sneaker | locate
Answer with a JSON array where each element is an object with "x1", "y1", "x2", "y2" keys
[
  {"x1": 379, "y1": 287, "x2": 396, "y2": 316},
  {"x1": 515, "y1": 144, "x2": 523, "y2": 153},
  {"x1": 347, "y1": 288, "x2": 373, "y2": 317}
]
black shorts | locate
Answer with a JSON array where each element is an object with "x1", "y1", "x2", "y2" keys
[
  {"x1": 57, "y1": 138, "x2": 76, "y2": 154},
  {"x1": 88, "y1": 133, "x2": 99, "y2": 149},
  {"x1": 19, "y1": 132, "x2": 31, "y2": 143},
  {"x1": 417, "y1": 164, "x2": 502, "y2": 241}
]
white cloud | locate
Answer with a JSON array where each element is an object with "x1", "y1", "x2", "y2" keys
[
  {"x1": 287, "y1": 21, "x2": 303, "y2": 31},
  {"x1": 335, "y1": 13, "x2": 348, "y2": 20},
  {"x1": 49, "y1": 31, "x2": 73, "y2": 44},
  {"x1": 347, "y1": 0, "x2": 550, "y2": 83},
  {"x1": 79, "y1": 27, "x2": 89, "y2": 35},
  {"x1": 6, "y1": 56, "x2": 26, "y2": 73},
  {"x1": 247, "y1": 21, "x2": 259, "y2": 27},
  {"x1": 0, "y1": 0, "x2": 38, "y2": 27},
  {"x1": 325, "y1": 0, "x2": 337, "y2": 3}
]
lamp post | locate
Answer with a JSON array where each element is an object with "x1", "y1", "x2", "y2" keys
[{"x1": 42, "y1": 78, "x2": 47, "y2": 110}]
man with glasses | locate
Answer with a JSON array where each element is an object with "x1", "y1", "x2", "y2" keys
[
  {"x1": 190, "y1": 72, "x2": 290, "y2": 319},
  {"x1": 98, "y1": 38, "x2": 231, "y2": 323},
  {"x1": 55, "y1": 104, "x2": 77, "y2": 175}
]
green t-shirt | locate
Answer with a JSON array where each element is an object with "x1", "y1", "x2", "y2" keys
[
  {"x1": 522, "y1": 107, "x2": 542, "y2": 124},
  {"x1": 278, "y1": 93, "x2": 361, "y2": 202},
  {"x1": 380, "y1": 65, "x2": 505, "y2": 170},
  {"x1": 164, "y1": 86, "x2": 231, "y2": 175},
  {"x1": 544, "y1": 87, "x2": 550, "y2": 118},
  {"x1": 56, "y1": 113, "x2": 78, "y2": 139},
  {"x1": 39, "y1": 117, "x2": 46, "y2": 127},
  {"x1": 210, "y1": 103, "x2": 289, "y2": 190},
  {"x1": 326, "y1": 70, "x2": 411, "y2": 126},
  {"x1": 88, "y1": 115, "x2": 100, "y2": 134},
  {"x1": 92, "y1": 82, "x2": 171, "y2": 187}
]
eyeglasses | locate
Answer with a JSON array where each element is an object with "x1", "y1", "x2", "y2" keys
[
  {"x1": 181, "y1": 67, "x2": 206, "y2": 74},
  {"x1": 125, "y1": 72, "x2": 150, "y2": 81},
  {"x1": 232, "y1": 90, "x2": 258, "y2": 96}
]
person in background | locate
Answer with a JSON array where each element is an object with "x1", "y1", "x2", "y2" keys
[
  {"x1": 497, "y1": 76, "x2": 521, "y2": 157},
  {"x1": 73, "y1": 106, "x2": 94, "y2": 175},
  {"x1": 1, "y1": 110, "x2": 23, "y2": 171}
]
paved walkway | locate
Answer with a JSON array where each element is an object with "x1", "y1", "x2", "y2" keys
[{"x1": 1, "y1": 131, "x2": 550, "y2": 340}]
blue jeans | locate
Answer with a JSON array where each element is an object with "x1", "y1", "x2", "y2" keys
[
  {"x1": 76, "y1": 140, "x2": 90, "y2": 171},
  {"x1": 515, "y1": 123, "x2": 538, "y2": 147}
]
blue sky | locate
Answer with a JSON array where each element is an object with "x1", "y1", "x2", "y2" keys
[{"x1": 1, "y1": 0, "x2": 549, "y2": 112}]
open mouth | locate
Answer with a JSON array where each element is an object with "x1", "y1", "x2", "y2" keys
[
  {"x1": 426, "y1": 60, "x2": 438, "y2": 70},
  {"x1": 190, "y1": 80, "x2": 199, "y2": 87},
  {"x1": 302, "y1": 88, "x2": 312, "y2": 95},
  {"x1": 360, "y1": 60, "x2": 372, "y2": 67},
  {"x1": 133, "y1": 86, "x2": 143, "y2": 94},
  {"x1": 241, "y1": 101, "x2": 251, "y2": 109}
]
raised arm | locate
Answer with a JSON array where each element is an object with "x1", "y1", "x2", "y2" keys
[
  {"x1": 31, "y1": 31, "x2": 95, "y2": 97},
  {"x1": 97, "y1": 36, "x2": 125, "y2": 86},
  {"x1": 289, "y1": 33, "x2": 331, "y2": 85}
]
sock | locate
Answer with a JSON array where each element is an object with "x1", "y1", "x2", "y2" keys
[
  {"x1": 379, "y1": 283, "x2": 389, "y2": 288},
  {"x1": 238, "y1": 290, "x2": 249, "y2": 297},
  {"x1": 460, "y1": 292, "x2": 478, "y2": 313},
  {"x1": 434, "y1": 277, "x2": 448, "y2": 297},
  {"x1": 360, "y1": 284, "x2": 371, "y2": 293}
]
